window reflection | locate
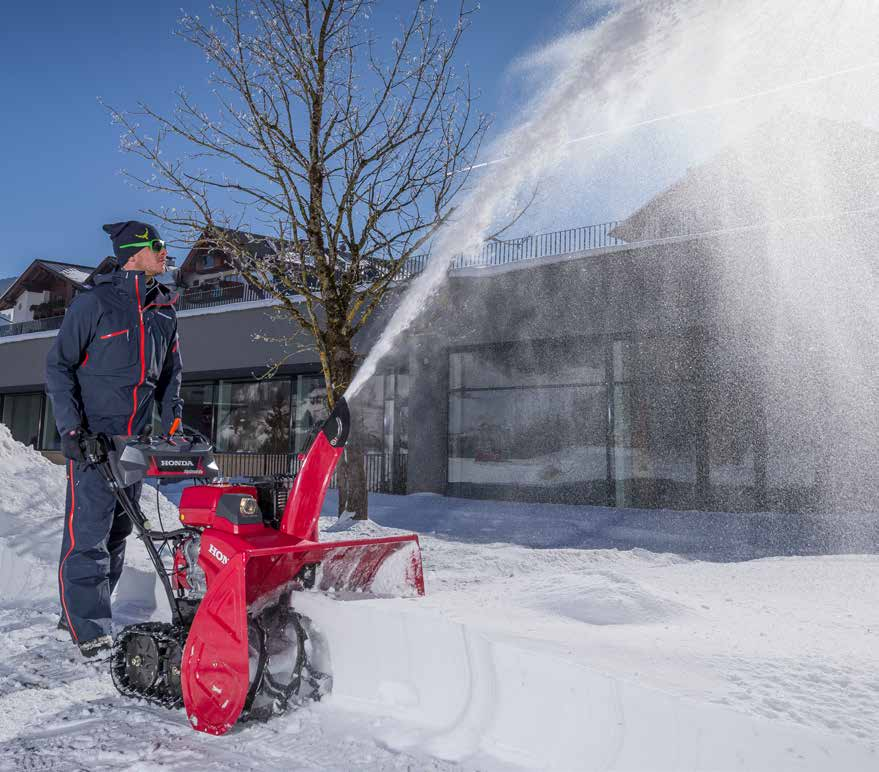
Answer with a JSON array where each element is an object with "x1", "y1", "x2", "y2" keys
[
  {"x1": 180, "y1": 382, "x2": 215, "y2": 440},
  {"x1": 216, "y1": 380, "x2": 291, "y2": 452},
  {"x1": 294, "y1": 375, "x2": 328, "y2": 452}
]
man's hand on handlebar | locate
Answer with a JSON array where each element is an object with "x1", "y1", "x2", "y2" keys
[
  {"x1": 61, "y1": 427, "x2": 87, "y2": 463},
  {"x1": 61, "y1": 428, "x2": 108, "y2": 464}
]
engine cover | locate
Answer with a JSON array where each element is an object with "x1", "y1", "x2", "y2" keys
[{"x1": 178, "y1": 484, "x2": 264, "y2": 534}]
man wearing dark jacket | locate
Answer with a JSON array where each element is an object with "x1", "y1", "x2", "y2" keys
[{"x1": 46, "y1": 221, "x2": 183, "y2": 657}]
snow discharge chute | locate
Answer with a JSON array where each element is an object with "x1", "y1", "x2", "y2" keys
[{"x1": 97, "y1": 397, "x2": 424, "y2": 736}]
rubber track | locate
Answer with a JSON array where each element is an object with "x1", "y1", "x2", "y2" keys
[{"x1": 110, "y1": 622, "x2": 188, "y2": 709}]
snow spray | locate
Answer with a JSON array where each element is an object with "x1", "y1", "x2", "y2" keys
[{"x1": 347, "y1": 0, "x2": 879, "y2": 510}]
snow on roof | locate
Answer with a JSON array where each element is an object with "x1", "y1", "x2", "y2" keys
[{"x1": 38, "y1": 260, "x2": 96, "y2": 285}]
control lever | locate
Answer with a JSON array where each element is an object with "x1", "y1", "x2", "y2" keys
[{"x1": 82, "y1": 432, "x2": 109, "y2": 465}]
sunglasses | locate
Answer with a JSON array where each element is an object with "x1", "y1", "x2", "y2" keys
[{"x1": 120, "y1": 238, "x2": 166, "y2": 253}]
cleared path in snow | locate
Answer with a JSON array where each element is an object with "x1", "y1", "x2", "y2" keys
[{"x1": 295, "y1": 591, "x2": 877, "y2": 770}]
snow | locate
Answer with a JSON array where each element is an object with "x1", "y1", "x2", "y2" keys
[
  {"x1": 1, "y1": 424, "x2": 878, "y2": 770},
  {"x1": 41, "y1": 261, "x2": 93, "y2": 286}
]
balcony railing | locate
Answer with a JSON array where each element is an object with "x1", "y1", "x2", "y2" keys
[
  {"x1": 0, "y1": 315, "x2": 65, "y2": 338},
  {"x1": 397, "y1": 220, "x2": 624, "y2": 278},
  {"x1": 175, "y1": 282, "x2": 273, "y2": 312}
]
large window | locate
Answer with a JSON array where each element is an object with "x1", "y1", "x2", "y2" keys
[
  {"x1": 448, "y1": 339, "x2": 608, "y2": 504},
  {"x1": 215, "y1": 379, "x2": 291, "y2": 453},
  {"x1": 2, "y1": 393, "x2": 43, "y2": 447}
]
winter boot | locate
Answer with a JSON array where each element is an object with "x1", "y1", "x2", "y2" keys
[{"x1": 78, "y1": 635, "x2": 113, "y2": 659}]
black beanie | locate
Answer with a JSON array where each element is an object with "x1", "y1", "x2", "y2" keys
[{"x1": 102, "y1": 221, "x2": 162, "y2": 266}]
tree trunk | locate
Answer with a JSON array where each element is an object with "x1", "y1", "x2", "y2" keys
[
  {"x1": 331, "y1": 335, "x2": 369, "y2": 520},
  {"x1": 337, "y1": 440, "x2": 369, "y2": 520}
]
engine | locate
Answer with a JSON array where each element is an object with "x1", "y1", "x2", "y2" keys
[{"x1": 172, "y1": 534, "x2": 207, "y2": 599}]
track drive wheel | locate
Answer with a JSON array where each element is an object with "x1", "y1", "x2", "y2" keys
[
  {"x1": 123, "y1": 633, "x2": 161, "y2": 692},
  {"x1": 111, "y1": 623, "x2": 188, "y2": 709}
]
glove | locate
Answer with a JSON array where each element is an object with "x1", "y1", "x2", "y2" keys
[{"x1": 60, "y1": 428, "x2": 87, "y2": 463}]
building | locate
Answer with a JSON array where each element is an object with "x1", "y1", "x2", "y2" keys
[{"x1": 0, "y1": 114, "x2": 876, "y2": 514}]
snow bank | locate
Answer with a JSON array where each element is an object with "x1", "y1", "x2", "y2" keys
[
  {"x1": 295, "y1": 592, "x2": 875, "y2": 770},
  {"x1": 0, "y1": 423, "x2": 177, "y2": 615}
]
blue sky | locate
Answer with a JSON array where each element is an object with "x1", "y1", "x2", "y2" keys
[{"x1": 0, "y1": 0, "x2": 583, "y2": 277}]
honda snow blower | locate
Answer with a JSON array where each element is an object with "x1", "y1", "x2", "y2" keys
[{"x1": 87, "y1": 398, "x2": 424, "y2": 736}]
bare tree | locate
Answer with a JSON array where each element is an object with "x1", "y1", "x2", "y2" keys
[{"x1": 110, "y1": 0, "x2": 488, "y2": 518}]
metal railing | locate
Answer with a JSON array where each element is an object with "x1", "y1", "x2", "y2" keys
[
  {"x1": 0, "y1": 315, "x2": 65, "y2": 338},
  {"x1": 175, "y1": 282, "x2": 273, "y2": 312},
  {"x1": 398, "y1": 220, "x2": 624, "y2": 278},
  {"x1": 214, "y1": 450, "x2": 408, "y2": 494}
]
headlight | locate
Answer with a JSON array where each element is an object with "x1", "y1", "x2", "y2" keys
[{"x1": 239, "y1": 496, "x2": 259, "y2": 516}]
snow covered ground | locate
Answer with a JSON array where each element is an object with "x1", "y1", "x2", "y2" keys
[{"x1": 1, "y1": 424, "x2": 877, "y2": 770}]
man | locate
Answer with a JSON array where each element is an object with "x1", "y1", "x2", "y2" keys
[{"x1": 46, "y1": 221, "x2": 183, "y2": 657}]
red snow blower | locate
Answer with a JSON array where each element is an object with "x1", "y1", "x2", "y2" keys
[{"x1": 89, "y1": 397, "x2": 424, "y2": 736}]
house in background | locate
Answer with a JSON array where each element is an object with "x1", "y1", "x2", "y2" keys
[
  {"x1": 176, "y1": 230, "x2": 243, "y2": 289},
  {"x1": 0, "y1": 260, "x2": 94, "y2": 338}
]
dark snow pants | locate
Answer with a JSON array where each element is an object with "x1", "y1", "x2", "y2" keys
[{"x1": 58, "y1": 458, "x2": 141, "y2": 643}]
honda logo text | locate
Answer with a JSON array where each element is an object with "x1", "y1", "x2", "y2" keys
[{"x1": 208, "y1": 544, "x2": 229, "y2": 565}]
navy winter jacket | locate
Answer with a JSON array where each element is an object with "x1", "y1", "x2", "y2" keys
[{"x1": 46, "y1": 269, "x2": 183, "y2": 436}]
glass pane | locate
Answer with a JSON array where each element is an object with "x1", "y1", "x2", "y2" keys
[
  {"x1": 2, "y1": 393, "x2": 42, "y2": 448},
  {"x1": 41, "y1": 395, "x2": 60, "y2": 450},
  {"x1": 180, "y1": 382, "x2": 216, "y2": 441},
  {"x1": 450, "y1": 339, "x2": 605, "y2": 391},
  {"x1": 294, "y1": 375, "x2": 328, "y2": 453},
  {"x1": 613, "y1": 339, "x2": 634, "y2": 382},
  {"x1": 449, "y1": 351, "x2": 465, "y2": 390},
  {"x1": 707, "y1": 378, "x2": 757, "y2": 511},
  {"x1": 448, "y1": 385, "x2": 607, "y2": 503},
  {"x1": 396, "y1": 374, "x2": 410, "y2": 452},
  {"x1": 612, "y1": 382, "x2": 697, "y2": 509},
  {"x1": 216, "y1": 380, "x2": 291, "y2": 452}
]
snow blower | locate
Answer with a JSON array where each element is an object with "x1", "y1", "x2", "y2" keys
[{"x1": 86, "y1": 397, "x2": 424, "y2": 735}]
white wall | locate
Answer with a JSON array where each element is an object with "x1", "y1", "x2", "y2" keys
[{"x1": 11, "y1": 290, "x2": 47, "y2": 323}]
